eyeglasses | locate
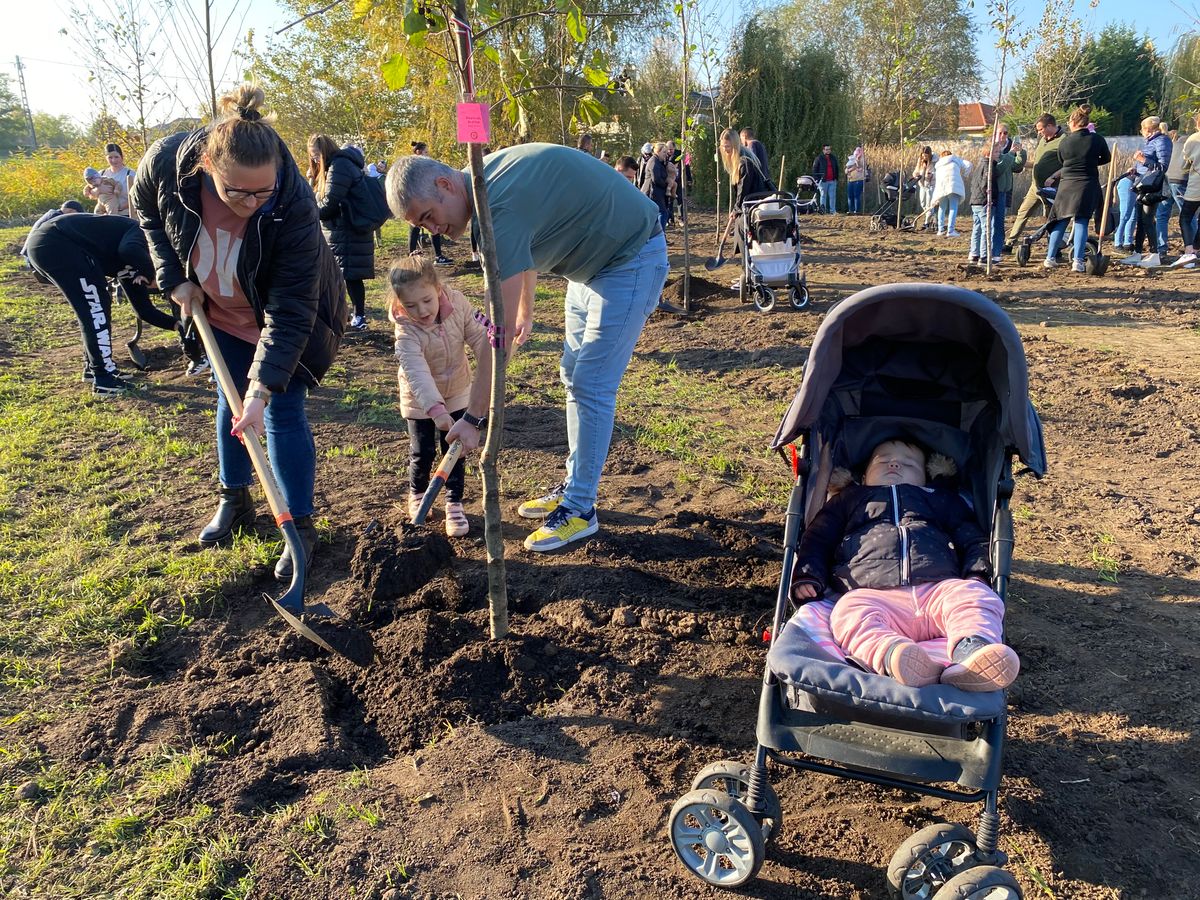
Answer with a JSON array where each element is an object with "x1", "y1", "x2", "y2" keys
[{"x1": 224, "y1": 186, "x2": 276, "y2": 201}]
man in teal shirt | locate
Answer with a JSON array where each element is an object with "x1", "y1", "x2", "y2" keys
[{"x1": 387, "y1": 144, "x2": 670, "y2": 551}]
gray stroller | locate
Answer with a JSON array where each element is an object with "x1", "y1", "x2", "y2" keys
[{"x1": 667, "y1": 284, "x2": 1046, "y2": 898}]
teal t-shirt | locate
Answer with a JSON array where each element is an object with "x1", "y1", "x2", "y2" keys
[{"x1": 466, "y1": 143, "x2": 660, "y2": 283}]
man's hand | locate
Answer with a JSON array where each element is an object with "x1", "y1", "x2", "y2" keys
[
  {"x1": 433, "y1": 413, "x2": 455, "y2": 432},
  {"x1": 513, "y1": 312, "x2": 533, "y2": 348},
  {"x1": 446, "y1": 417, "x2": 482, "y2": 452},
  {"x1": 171, "y1": 281, "x2": 204, "y2": 318}
]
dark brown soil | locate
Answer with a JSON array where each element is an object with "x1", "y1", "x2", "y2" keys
[{"x1": 8, "y1": 212, "x2": 1200, "y2": 899}]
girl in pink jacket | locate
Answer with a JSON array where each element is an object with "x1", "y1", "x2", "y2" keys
[{"x1": 389, "y1": 257, "x2": 492, "y2": 536}]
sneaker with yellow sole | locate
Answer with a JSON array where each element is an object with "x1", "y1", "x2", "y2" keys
[
  {"x1": 523, "y1": 505, "x2": 598, "y2": 552},
  {"x1": 517, "y1": 480, "x2": 566, "y2": 519}
]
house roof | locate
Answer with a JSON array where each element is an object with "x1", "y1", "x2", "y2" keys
[{"x1": 957, "y1": 102, "x2": 1009, "y2": 132}]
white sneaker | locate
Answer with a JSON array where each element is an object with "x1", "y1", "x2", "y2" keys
[
  {"x1": 1170, "y1": 253, "x2": 1197, "y2": 268},
  {"x1": 946, "y1": 230, "x2": 961, "y2": 237},
  {"x1": 1043, "y1": 258, "x2": 1059, "y2": 269},
  {"x1": 1138, "y1": 253, "x2": 1162, "y2": 268},
  {"x1": 1072, "y1": 259, "x2": 1086, "y2": 273},
  {"x1": 1118, "y1": 252, "x2": 1143, "y2": 265},
  {"x1": 444, "y1": 501, "x2": 469, "y2": 537}
]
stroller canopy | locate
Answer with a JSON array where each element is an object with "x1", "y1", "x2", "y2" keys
[{"x1": 772, "y1": 284, "x2": 1046, "y2": 476}]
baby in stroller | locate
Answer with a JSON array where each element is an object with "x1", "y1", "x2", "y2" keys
[{"x1": 791, "y1": 437, "x2": 1020, "y2": 691}]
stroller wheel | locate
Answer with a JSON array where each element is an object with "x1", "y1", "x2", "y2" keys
[
  {"x1": 669, "y1": 788, "x2": 765, "y2": 887},
  {"x1": 789, "y1": 284, "x2": 810, "y2": 310},
  {"x1": 887, "y1": 822, "x2": 979, "y2": 899},
  {"x1": 753, "y1": 286, "x2": 776, "y2": 312},
  {"x1": 931, "y1": 865, "x2": 1023, "y2": 899},
  {"x1": 691, "y1": 760, "x2": 784, "y2": 844},
  {"x1": 1015, "y1": 242, "x2": 1031, "y2": 268}
]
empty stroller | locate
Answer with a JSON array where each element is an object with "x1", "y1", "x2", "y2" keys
[
  {"x1": 793, "y1": 175, "x2": 822, "y2": 214},
  {"x1": 738, "y1": 191, "x2": 810, "y2": 312},
  {"x1": 668, "y1": 283, "x2": 1046, "y2": 898},
  {"x1": 870, "y1": 171, "x2": 920, "y2": 232},
  {"x1": 1012, "y1": 187, "x2": 1110, "y2": 275}
]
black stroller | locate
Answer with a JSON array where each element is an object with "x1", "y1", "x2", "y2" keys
[
  {"x1": 793, "y1": 175, "x2": 822, "y2": 214},
  {"x1": 870, "y1": 171, "x2": 920, "y2": 232},
  {"x1": 668, "y1": 284, "x2": 1046, "y2": 898},
  {"x1": 1012, "y1": 187, "x2": 1111, "y2": 275}
]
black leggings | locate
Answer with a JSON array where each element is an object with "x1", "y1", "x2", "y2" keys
[
  {"x1": 346, "y1": 278, "x2": 365, "y2": 318},
  {"x1": 1133, "y1": 199, "x2": 1160, "y2": 254},
  {"x1": 407, "y1": 411, "x2": 465, "y2": 502},
  {"x1": 25, "y1": 229, "x2": 119, "y2": 375},
  {"x1": 408, "y1": 226, "x2": 443, "y2": 256},
  {"x1": 1181, "y1": 199, "x2": 1200, "y2": 249}
]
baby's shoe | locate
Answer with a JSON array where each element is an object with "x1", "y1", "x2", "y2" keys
[
  {"x1": 940, "y1": 636, "x2": 1020, "y2": 691},
  {"x1": 885, "y1": 640, "x2": 943, "y2": 687},
  {"x1": 408, "y1": 491, "x2": 424, "y2": 523},
  {"x1": 445, "y1": 500, "x2": 469, "y2": 537}
]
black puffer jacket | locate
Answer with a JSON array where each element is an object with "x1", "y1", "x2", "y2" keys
[
  {"x1": 316, "y1": 146, "x2": 376, "y2": 280},
  {"x1": 132, "y1": 129, "x2": 347, "y2": 392},
  {"x1": 793, "y1": 482, "x2": 991, "y2": 596}
]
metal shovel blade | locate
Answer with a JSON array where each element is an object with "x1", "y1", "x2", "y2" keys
[
  {"x1": 703, "y1": 254, "x2": 726, "y2": 271},
  {"x1": 127, "y1": 318, "x2": 148, "y2": 369}
]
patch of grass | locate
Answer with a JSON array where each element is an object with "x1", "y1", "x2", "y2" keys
[
  {"x1": 300, "y1": 811, "x2": 335, "y2": 841},
  {"x1": 336, "y1": 384, "x2": 404, "y2": 426},
  {"x1": 1089, "y1": 533, "x2": 1121, "y2": 583},
  {"x1": 337, "y1": 802, "x2": 383, "y2": 828}
]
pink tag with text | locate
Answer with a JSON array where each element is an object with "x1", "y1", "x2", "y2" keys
[{"x1": 456, "y1": 103, "x2": 490, "y2": 144}]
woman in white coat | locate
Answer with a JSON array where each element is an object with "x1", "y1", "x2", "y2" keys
[{"x1": 931, "y1": 149, "x2": 972, "y2": 237}]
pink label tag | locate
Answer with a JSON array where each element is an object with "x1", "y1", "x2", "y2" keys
[{"x1": 456, "y1": 103, "x2": 490, "y2": 144}]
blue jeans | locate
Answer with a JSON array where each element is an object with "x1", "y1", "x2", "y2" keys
[
  {"x1": 560, "y1": 233, "x2": 670, "y2": 514},
  {"x1": 969, "y1": 205, "x2": 988, "y2": 258},
  {"x1": 1156, "y1": 191, "x2": 1172, "y2": 252},
  {"x1": 1116, "y1": 180, "x2": 1137, "y2": 247},
  {"x1": 937, "y1": 196, "x2": 959, "y2": 233},
  {"x1": 211, "y1": 326, "x2": 316, "y2": 518},
  {"x1": 1047, "y1": 216, "x2": 1088, "y2": 263},
  {"x1": 989, "y1": 195, "x2": 1007, "y2": 259},
  {"x1": 818, "y1": 180, "x2": 837, "y2": 213},
  {"x1": 847, "y1": 180, "x2": 864, "y2": 213}
]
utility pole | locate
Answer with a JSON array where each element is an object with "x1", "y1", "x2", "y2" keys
[
  {"x1": 203, "y1": 0, "x2": 217, "y2": 119},
  {"x1": 15, "y1": 56, "x2": 37, "y2": 151}
]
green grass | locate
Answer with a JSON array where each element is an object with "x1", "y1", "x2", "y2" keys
[{"x1": 1089, "y1": 533, "x2": 1121, "y2": 583}]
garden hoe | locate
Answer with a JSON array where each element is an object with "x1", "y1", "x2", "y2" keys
[
  {"x1": 412, "y1": 440, "x2": 462, "y2": 526},
  {"x1": 187, "y1": 304, "x2": 363, "y2": 661}
]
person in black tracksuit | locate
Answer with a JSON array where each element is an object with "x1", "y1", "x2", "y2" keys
[{"x1": 24, "y1": 213, "x2": 177, "y2": 394}]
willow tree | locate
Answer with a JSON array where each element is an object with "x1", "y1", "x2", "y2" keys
[{"x1": 722, "y1": 18, "x2": 856, "y2": 193}]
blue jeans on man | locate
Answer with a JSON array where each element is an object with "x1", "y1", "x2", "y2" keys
[
  {"x1": 211, "y1": 325, "x2": 316, "y2": 518},
  {"x1": 818, "y1": 179, "x2": 837, "y2": 213},
  {"x1": 559, "y1": 232, "x2": 670, "y2": 516}
]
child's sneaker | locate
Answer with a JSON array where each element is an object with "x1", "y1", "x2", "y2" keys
[
  {"x1": 350, "y1": 314, "x2": 368, "y2": 331},
  {"x1": 940, "y1": 636, "x2": 1020, "y2": 691},
  {"x1": 92, "y1": 372, "x2": 133, "y2": 397},
  {"x1": 967, "y1": 255, "x2": 979, "y2": 264},
  {"x1": 444, "y1": 501, "x2": 469, "y2": 537},
  {"x1": 517, "y1": 480, "x2": 566, "y2": 519},
  {"x1": 407, "y1": 491, "x2": 424, "y2": 522},
  {"x1": 523, "y1": 505, "x2": 598, "y2": 552},
  {"x1": 884, "y1": 640, "x2": 943, "y2": 687}
]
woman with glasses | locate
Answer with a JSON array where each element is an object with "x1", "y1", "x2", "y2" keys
[{"x1": 132, "y1": 84, "x2": 347, "y2": 579}]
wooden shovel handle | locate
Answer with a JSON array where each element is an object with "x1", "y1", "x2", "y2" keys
[{"x1": 189, "y1": 305, "x2": 292, "y2": 528}]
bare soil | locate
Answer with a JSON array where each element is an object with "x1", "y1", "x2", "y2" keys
[{"x1": 9, "y1": 211, "x2": 1200, "y2": 898}]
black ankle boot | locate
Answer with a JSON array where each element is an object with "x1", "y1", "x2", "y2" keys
[
  {"x1": 274, "y1": 516, "x2": 319, "y2": 581},
  {"x1": 198, "y1": 487, "x2": 257, "y2": 546}
]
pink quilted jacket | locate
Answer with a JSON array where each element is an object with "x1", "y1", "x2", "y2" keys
[{"x1": 393, "y1": 286, "x2": 489, "y2": 419}]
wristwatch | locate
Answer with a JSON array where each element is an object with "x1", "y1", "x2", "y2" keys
[{"x1": 461, "y1": 411, "x2": 487, "y2": 429}]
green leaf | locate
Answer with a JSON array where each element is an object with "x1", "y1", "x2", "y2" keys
[
  {"x1": 576, "y1": 92, "x2": 606, "y2": 125},
  {"x1": 482, "y1": 44, "x2": 500, "y2": 66},
  {"x1": 583, "y1": 66, "x2": 609, "y2": 87},
  {"x1": 380, "y1": 54, "x2": 410, "y2": 90},
  {"x1": 352, "y1": 0, "x2": 376, "y2": 17},
  {"x1": 566, "y1": 4, "x2": 588, "y2": 43},
  {"x1": 402, "y1": 11, "x2": 428, "y2": 35},
  {"x1": 474, "y1": 0, "x2": 499, "y2": 20}
]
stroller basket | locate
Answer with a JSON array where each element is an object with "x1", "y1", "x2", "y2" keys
[{"x1": 668, "y1": 284, "x2": 1046, "y2": 894}]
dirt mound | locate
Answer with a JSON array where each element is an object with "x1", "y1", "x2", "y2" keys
[
  {"x1": 660, "y1": 275, "x2": 726, "y2": 306},
  {"x1": 348, "y1": 519, "x2": 455, "y2": 617}
]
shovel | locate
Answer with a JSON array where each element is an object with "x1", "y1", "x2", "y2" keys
[
  {"x1": 704, "y1": 218, "x2": 736, "y2": 271},
  {"x1": 187, "y1": 304, "x2": 361, "y2": 658},
  {"x1": 126, "y1": 315, "x2": 148, "y2": 370},
  {"x1": 412, "y1": 440, "x2": 462, "y2": 526},
  {"x1": 1091, "y1": 159, "x2": 1117, "y2": 277}
]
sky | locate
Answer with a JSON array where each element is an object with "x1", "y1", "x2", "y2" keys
[{"x1": 0, "y1": 0, "x2": 1194, "y2": 126}]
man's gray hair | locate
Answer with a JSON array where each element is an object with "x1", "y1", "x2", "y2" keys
[{"x1": 386, "y1": 155, "x2": 459, "y2": 217}]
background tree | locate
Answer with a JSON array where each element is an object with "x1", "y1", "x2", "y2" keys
[
  {"x1": 1006, "y1": 0, "x2": 1094, "y2": 132},
  {"x1": 1080, "y1": 25, "x2": 1162, "y2": 133},
  {"x1": 778, "y1": 0, "x2": 977, "y2": 141},
  {"x1": 0, "y1": 76, "x2": 29, "y2": 156},
  {"x1": 31, "y1": 114, "x2": 83, "y2": 149},
  {"x1": 719, "y1": 18, "x2": 857, "y2": 189},
  {"x1": 1161, "y1": 31, "x2": 1200, "y2": 126}
]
